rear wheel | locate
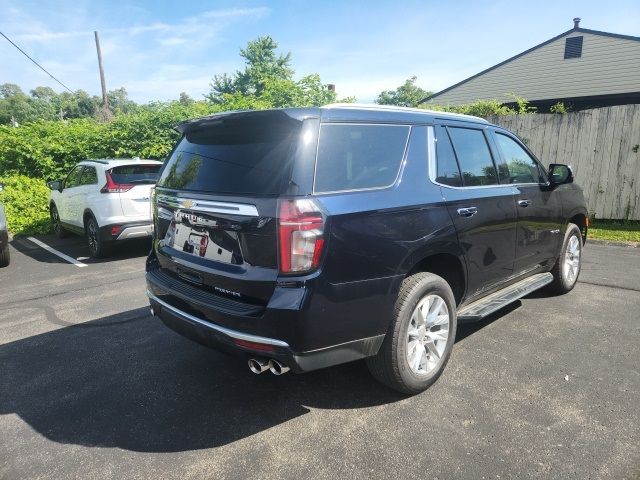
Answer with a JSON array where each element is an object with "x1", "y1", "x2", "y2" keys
[
  {"x1": 0, "y1": 244, "x2": 9, "y2": 267},
  {"x1": 50, "y1": 204, "x2": 68, "y2": 238},
  {"x1": 85, "y1": 216, "x2": 111, "y2": 258},
  {"x1": 547, "y1": 223, "x2": 582, "y2": 294},
  {"x1": 367, "y1": 272, "x2": 457, "y2": 395}
]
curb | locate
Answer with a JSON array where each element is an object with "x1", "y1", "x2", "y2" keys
[{"x1": 588, "y1": 238, "x2": 640, "y2": 248}]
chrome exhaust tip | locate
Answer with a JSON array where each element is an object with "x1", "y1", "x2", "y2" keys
[
  {"x1": 248, "y1": 358, "x2": 269, "y2": 374},
  {"x1": 268, "y1": 359, "x2": 290, "y2": 375}
]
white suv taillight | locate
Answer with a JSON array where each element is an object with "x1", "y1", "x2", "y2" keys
[
  {"x1": 278, "y1": 198, "x2": 325, "y2": 274},
  {"x1": 100, "y1": 171, "x2": 134, "y2": 193}
]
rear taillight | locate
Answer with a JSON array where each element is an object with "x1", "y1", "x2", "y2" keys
[
  {"x1": 278, "y1": 199, "x2": 325, "y2": 274},
  {"x1": 100, "y1": 171, "x2": 134, "y2": 193}
]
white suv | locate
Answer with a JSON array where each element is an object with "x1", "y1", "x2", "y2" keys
[{"x1": 48, "y1": 158, "x2": 162, "y2": 257}]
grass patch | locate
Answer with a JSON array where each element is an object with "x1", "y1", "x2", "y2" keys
[{"x1": 589, "y1": 220, "x2": 640, "y2": 243}]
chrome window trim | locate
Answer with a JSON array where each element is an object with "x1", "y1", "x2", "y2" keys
[
  {"x1": 427, "y1": 126, "x2": 547, "y2": 190},
  {"x1": 155, "y1": 194, "x2": 259, "y2": 217},
  {"x1": 148, "y1": 292, "x2": 290, "y2": 348},
  {"x1": 312, "y1": 122, "x2": 412, "y2": 195}
]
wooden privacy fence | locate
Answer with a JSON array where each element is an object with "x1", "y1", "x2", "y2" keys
[{"x1": 487, "y1": 104, "x2": 640, "y2": 220}]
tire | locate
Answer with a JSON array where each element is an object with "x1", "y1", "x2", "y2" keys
[
  {"x1": 50, "y1": 204, "x2": 68, "y2": 238},
  {"x1": 366, "y1": 272, "x2": 457, "y2": 395},
  {"x1": 0, "y1": 244, "x2": 9, "y2": 268},
  {"x1": 85, "y1": 215, "x2": 111, "y2": 258},
  {"x1": 547, "y1": 223, "x2": 583, "y2": 294}
]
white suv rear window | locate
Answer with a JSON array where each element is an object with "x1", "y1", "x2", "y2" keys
[{"x1": 111, "y1": 165, "x2": 161, "y2": 184}]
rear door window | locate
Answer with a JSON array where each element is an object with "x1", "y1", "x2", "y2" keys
[
  {"x1": 314, "y1": 124, "x2": 409, "y2": 193},
  {"x1": 80, "y1": 166, "x2": 98, "y2": 185},
  {"x1": 111, "y1": 165, "x2": 161, "y2": 184},
  {"x1": 447, "y1": 127, "x2": 498, "y2": 186},
  {"x1": 157, "y1": 113, "x2": 302, "y2": 195}
]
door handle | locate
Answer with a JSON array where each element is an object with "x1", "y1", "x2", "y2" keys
[
  {"x1": 457, "y1": 207, "x2": 478, "y2": 217},
  {"x1": 518, "y1": 199, "x2": 531, "y2": 207}
]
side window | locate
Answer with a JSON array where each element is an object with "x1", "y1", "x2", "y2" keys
[
  {"x1": 314, "y1": 124, "x2": 409, "y2": 193},
  {"x1": 80, "y1": 166, "x2": 98, "y2": 185},
  {"x1": 494, "y1": 133, "x2": 545, "y2": 184},
  {"x1": 434, "y1": 126, "x2": 462, "y2": 187},
  {"x1": 64, "y1": 166, "x2": 84, "y2": 189},
  {"x1": 447, "y1": 127, "x2": 498, "y2": 186}
]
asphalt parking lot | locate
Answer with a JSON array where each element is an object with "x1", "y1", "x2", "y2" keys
[{"x1": 0, "y1": 236, "x2": 638, "y2": 479}]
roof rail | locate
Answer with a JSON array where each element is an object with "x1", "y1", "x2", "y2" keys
[{"x1": 322, "y1": 103, "x2": 488, "y2": 123}]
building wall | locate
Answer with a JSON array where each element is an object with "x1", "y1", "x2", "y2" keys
[{"x1": 427, "y1": 32, "x2": 640, "y2": 105}]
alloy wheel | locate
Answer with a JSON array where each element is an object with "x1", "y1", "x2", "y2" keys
[
  {"x1": 406, "y1": 294, "x2": 450, "y2": 375},
  {"x1": 563, "y1": 235, "x2": 581, "y2": 284},
  {"x1": 87, "y1": 219, "x2": 98, "y2": 254}
]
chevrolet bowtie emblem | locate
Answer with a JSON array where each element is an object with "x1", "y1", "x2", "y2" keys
[{"x1": 182, "y1": 200, "x2": 194, "y2": 209}]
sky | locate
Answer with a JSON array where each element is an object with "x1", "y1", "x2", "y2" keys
[{"x1": 1, "y1": 0, "x2": 639, "y2": 103}]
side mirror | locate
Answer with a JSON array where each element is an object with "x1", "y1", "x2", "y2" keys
[
  {"x1": 48, "y1": 180, "x2": 63, "y2": 192},
  {"x1": 548, "y1": 164, "x2": 573, "y2": 186}
]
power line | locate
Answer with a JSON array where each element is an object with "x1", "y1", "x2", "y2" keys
[{"x1": 0, "y1": 30, "x2": 74, "y2": 93}]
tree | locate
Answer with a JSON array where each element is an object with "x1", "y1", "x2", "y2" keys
[
  {"x1": 206, "y1": 36, "x2": 338, "y2": 109},
  {"x1": 30, "y1": 86, "x2": 57, "y2": 102},
  {"x1": 0, "y1": 83, "x2": 34, "y2": 124},
  {"x1": 178, "y1": 92, "x2": 194, "y2": 106},
  {"x1": 376, "y1": 76, "x2": 432, "y2": 108},
  {"x1": 107, "y1": 87, "x2": 136, "y2": 114},
  {"x1": 207, "y1": 36, "x2": 294, "y2": 103}
]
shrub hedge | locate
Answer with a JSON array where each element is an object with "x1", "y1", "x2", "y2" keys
[{"x1": 0, "y1": 174, "x2": 51, "y2": 236}]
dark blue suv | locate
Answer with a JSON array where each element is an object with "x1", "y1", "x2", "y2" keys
[{"x1": 146, "y1": 105, "x2": 587, "y2": 394}]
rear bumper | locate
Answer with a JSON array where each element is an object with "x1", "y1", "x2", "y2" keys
[
  {"x1": 145, "y1": 263, "x2": 398, "y2": 372},
  {"x1": 147, "y1": 291, "x2": 384, "y2": 373},
  {"x1": 99, "y1": 221, "x2": 152, "y2": 242}
]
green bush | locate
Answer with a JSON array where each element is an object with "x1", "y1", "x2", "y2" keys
[
  {"x1": 0, "y1": 174, "x2": 51, "y2": 236},
  {"x1": 0, "y1": 101, "x2": 220, "y2": 180},
  {"x1": 421, "y1": 97, "x2": 537, "y2": 117}
]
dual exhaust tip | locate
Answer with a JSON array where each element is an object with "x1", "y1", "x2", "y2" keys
[{"x1": 248, "y1": 358, "x2": 290, "y2": 375}]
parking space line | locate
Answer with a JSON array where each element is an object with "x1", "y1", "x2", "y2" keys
[{"x1": 27, "y1": 237, "x2": 88, "y2": 268}]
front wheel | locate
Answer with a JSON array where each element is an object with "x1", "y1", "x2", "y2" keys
[
  {"x1": 367, "y1": 272, "x2": 457, "y2": 395},
  {"x1": 85, "y1": 216, "x2": 111, "y2": 258},
  {"x1": 547, "y1": 223, "x2": 582, "y2": 294}
]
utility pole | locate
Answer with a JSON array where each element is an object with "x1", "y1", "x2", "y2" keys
[{"x1": 94, "y1": 31, "x2": 108, "y2": 109}]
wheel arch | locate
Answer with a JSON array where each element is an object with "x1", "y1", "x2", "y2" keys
[
  {"x1": 83, "y1": 208, "x2": 97, "y2": 228},
  {"x1": 566, "y1": 208, "x2": 588, "y2": 243},
  {"x1": 399, "y1": 245, "x2": 467, "y2": 306}
]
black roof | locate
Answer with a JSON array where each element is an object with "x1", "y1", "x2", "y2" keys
[
  {"x1": 421, "y1": 26, "x2": 640, "y2": 103},
  {"x1": 175, "y1": 104, "x2": 488, "y2": 134}
]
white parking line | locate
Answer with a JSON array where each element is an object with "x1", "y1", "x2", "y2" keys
[{"x1": 27, "y1": 237, "x2": 88, "y2": 268}]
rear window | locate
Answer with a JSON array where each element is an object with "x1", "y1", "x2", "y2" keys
[
  {"x1": 314, "y1": 124, "x2": 409, "y2": 193},
  {"x1": 111, "y1": 165, "x2": 161, "y2": 184},
  {"x1": 156, "y1": 113, "x2": 302, "y2": 195}
]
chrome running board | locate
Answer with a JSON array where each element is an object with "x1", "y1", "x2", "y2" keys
[{"x1": 457, "y1": 272, "x2": 553, "y2": 321}]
